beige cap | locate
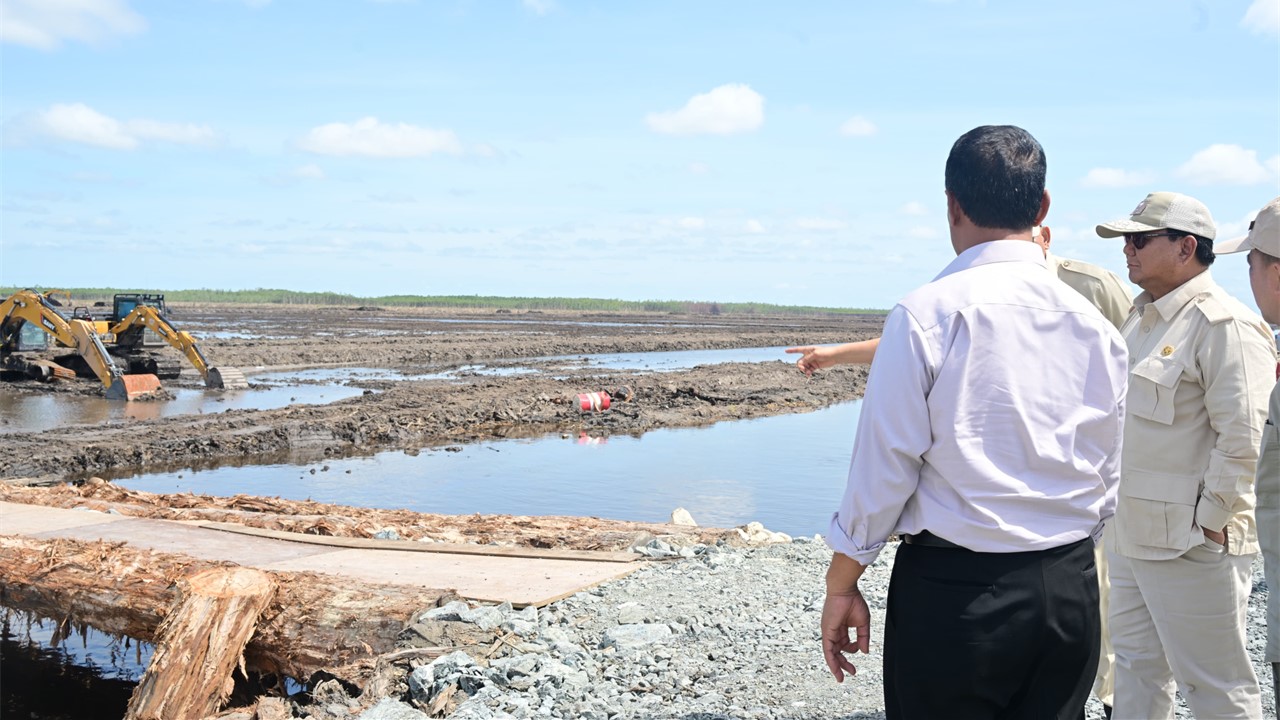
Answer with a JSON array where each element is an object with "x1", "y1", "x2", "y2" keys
[
  {"x1": 1215, "y1": 197, "x2": 1280, "y2": 259},
  {"x1": 1096, "y1": 191, "x2": 1217, "y2": 240}
]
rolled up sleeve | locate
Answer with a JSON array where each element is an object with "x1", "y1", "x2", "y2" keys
[{"x1": 825, "y1": 306, "x2": 934, "y2": 565}]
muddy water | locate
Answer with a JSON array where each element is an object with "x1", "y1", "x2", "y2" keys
[
  {"x1": 119, "y1": 400, "x2": 862, "y2": 538},
  {"x1": 0, "y1": 383, "x2": 366, "y2": 434}
]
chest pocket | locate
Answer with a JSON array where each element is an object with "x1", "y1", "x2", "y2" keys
[{"x1": 1129, "y1": 355, "x2": 1183, "y2": 425}]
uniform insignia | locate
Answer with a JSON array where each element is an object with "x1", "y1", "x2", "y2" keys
[
  {"x1": 1161, "y1": 346, "x2": 1174, "y2": 357},
  {"x1": 1131, "y1": 200, "x2": 1149, "y2": 216}
]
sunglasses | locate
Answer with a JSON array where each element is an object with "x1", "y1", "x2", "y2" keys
[{"x1": 1123, "y1": 231, "x2": 1185, "y2": 250}]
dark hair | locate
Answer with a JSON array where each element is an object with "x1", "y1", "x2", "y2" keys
[{"x1": 944, "y1": 125, "x2": 1046, "y2": 230}]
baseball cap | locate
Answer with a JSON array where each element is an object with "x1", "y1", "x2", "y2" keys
[
  {"x1": 1215, "y1": 197, "x2": 1280, "y2": 258},
  {"x1": 1096, "y1": 191, "x2": 1217, "y2": 240}
]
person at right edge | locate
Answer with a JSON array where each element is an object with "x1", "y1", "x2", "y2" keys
[
  {"x1": 820, "y1": 125, "x2": 1128, "y2": 720},
  {"x1": 1095, "y1": 191, "x2": 1275, "y2": 719},
  {"x1": 1215, "y1": 196, "x2": 1280, "y2": 707}
]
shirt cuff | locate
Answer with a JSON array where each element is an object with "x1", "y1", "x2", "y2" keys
[
  {"x1": 1194, "y1": 494, "x2": 1232, "y2": 533},
  {"x1": 824, "y1": 512, "x2": 887, "y2": 566}
]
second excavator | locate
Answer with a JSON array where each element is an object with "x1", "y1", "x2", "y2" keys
[{"x1": 96, "y1": 293, "x2": 249, "y2": 390}]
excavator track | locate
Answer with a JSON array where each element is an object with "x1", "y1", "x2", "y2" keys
[{"x1": 112, "y1": 352, "x2": 181, "y2": 379}]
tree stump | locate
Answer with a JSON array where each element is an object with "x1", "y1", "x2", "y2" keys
[{"x1": 124, "y1": 566, "x2": 275, "y2": 720}]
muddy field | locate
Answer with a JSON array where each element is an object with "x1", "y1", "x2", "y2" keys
[{"x1": 1, "y1": 304, "x2": 879, "y2": 543}]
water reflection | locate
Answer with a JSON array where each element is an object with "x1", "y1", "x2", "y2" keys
[
  {"x1": 120, "y1": 401, "x2": 862, "y2": 538},
  {"x1": 0, "y1": 382, "x2": 366, "y2": 435},
  {"x1": 0, "y1": 609, "x2": 151, "y2": 720}
]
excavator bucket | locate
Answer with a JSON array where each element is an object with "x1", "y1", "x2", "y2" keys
[
  {"x1": 205, "y1": 366, "x2": 249, "y2": 390},
  {"x1": 104, "y1": 373, "x2": 163, "y2": 401}
]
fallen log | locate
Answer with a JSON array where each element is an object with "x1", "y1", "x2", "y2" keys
[
  {"x1": 0, "y1": 535, "x2": 457, "y2": 680},
  {"x1": 125, "y1": 567, "x2": 275, "y2": 720}
]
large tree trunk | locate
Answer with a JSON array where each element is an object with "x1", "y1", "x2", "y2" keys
[
  {"x1": 0, "y1": 535, "x2": 457, "y2": 680},
  {"x1": 125, "y1": 567, "x2": 275, "y2": 720}
]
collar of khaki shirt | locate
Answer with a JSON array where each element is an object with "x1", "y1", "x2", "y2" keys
[{"x1": 1136, "y1": 268, "x2": 1216, "y2": 323}]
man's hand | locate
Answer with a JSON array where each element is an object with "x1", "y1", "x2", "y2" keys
[
  {"x1": 786, "y1": 345, "x2": 834, "y2": 376},
  {"x1": 1204, "y1": 526, "x2": 1227, "y2": 546},
  {"x1": 821, "y1": 589, "x2": 872, "y2": 683}
]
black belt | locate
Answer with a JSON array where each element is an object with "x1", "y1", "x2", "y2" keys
[{"x1": 900, "y1": 530, "x2": 965, "y2": 550}]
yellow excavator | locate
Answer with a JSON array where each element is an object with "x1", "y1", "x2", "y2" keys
[
  {"x1": 98, "y1": 293, "x2": 248, "y2": 390},
  {"x1": 0, "y1": 289, "x2": 162, "y2": 400}
]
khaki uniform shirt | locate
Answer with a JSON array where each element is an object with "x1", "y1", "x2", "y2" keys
[
  {"x1": 1049, "y1": 253, "x2": 1133, "y2": 330},
  {"x1": 1114, "y1": 270, "x2": 1277, "y2": 560}
]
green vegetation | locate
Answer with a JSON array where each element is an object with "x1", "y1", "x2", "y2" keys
[{"x1": 0, "y1": 287, "x2": 886, "y2": 316}]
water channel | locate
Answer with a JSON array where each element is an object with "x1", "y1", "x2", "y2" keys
[{"x1": 2, "y1": 345, "x2": 865, "y2": 713}]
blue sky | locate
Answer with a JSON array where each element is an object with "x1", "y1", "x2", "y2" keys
[{"x1": 2, "y1": 0, "x2": 1278, "y2": 312}]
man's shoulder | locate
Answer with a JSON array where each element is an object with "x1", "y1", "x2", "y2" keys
[
  {"x1": 1053, "y1": 256, "x2": 1124, "y2": 285},
  {"x1": 1192, "y1": 285, "x2": 1264, "y2": 327}
]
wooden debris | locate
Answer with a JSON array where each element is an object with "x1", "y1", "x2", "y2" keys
[
  {"x1": 125, "y1": 567, "x2": 275, "y2": 720},
  {"x1": 0, "y1": 535, "x2": 457, "y2": 680}
]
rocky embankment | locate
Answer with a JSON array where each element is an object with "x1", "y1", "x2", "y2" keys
[{"x1": 234, "y1": 539, "x2": 1274, "y2": 720}]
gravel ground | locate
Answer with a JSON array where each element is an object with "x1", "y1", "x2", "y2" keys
[{"x1": 354, "y1": 538, "x2": 1276, "y2": 720}]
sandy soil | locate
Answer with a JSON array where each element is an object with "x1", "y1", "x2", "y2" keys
[{"x1": 1, "y1": 304, "x2": 878, "y2": 543}]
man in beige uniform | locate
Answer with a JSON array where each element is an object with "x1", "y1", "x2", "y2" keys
[
  {"x1": 1096, "y1": 191, "x2": 1276, "y2": 719},
  {"x1": 1216, "y1": 196, "x2": 1280, "y2": 702}
]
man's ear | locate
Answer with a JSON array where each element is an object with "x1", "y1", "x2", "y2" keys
[
  {"x1": 946, "y1": 192, "x2": 962, "y2": 227},
  {"x1": 1034, "y1": 190, "x2": 1051, "y2": 226},
  {"x1": 1180, "y1": 235, "x2": 1198, "y2": 261}
]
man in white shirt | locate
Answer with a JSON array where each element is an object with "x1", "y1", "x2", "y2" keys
[{"x1": 820, "y1": 125, "x2": 1129, "y2": 719}]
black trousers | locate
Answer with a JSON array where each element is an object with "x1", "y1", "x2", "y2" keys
[{"x1": 884, "y1": 536, "x2": 1099, "y2": 720}]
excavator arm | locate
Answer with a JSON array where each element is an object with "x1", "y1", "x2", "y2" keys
[
  {"x1": 0, "y1": 290, "x2": 161, "y2": 400},
  {"x1": 107, "y1": 305, "x2": 247, "y2": 389}
]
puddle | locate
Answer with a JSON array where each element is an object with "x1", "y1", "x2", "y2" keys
[
  {"x1": 543, "y1": 345, "x2": 794, "y2": 371},
  {"x1": 0, "y1": 609, "x2": 151, "y2": 720},
  {"x1": 119, "y1": 400, "x2": 863, "y2": 538},
  {"x1": 0, "y1": 383, "x2": 366, "y2": 434}
]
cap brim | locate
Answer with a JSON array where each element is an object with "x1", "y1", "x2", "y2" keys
[
  {"x1": 1096, "y1": 218, "x2": 1165, "y2": 238},
  {"x1": 1214, "y1": 233, "x2": 1251, "y2": 255}
]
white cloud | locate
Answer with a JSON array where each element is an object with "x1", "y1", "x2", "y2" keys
[
  {"x1": 839, "y1": 115, "x2": 877, "y2": 137},
  {"x1": 24, "y1": 102, "x2": 215, "y2": 149},
  {"x1": 688, "y1": 162, "x2": 710, "y2": 175},
  {"x1": 1174, "y1": 144, "x2": 1272, "y2": 185},
  {"x1": 795, "y1": 217, "x2": 847, "y2": 231},
  {"x1": 1242, "y1": 0, "x2": 1279, "y2": 36},
  {"x1": 1, "y1": 0, "x2": 145, "y2": 50},
  {"x1": 36, "y1": 103, "x2": 135, "y2": 148},
  {"x1": 294, "y1": 164, "x2": 325, "y2": 179},
  {"x1": 677, "y1": 217, "x2": 706, "y2": 230},
  {"x1": 1081, "y1": 167, "x2": 1157, "y2": 188},
  {"x1": 1267, "y1": 154, "x2": 1280, "y2": 177},
  {"x1": 744, "y1": 219, "x2": 767, "y2": 234},
  {"x1": 907, "y1": 225, "x2": 939, "y2": 240},
  {"x1": 522, "y1": 0, "x2": 556, "y2": 15},
  {"x1": 900, "y1": 201, "x2": 928, "y2": 216},
  {"x1": 299, "y1": 117, "x2": 464, "y2": 157},
  {"x1": 127, "y1": 118, "x2": 216, "y2": 145},
  {"x1": 645, "y1": 84, "x2": 764, "y2": 136}
]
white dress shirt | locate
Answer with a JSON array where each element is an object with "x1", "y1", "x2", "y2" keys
[{"x1": 827, "y1": 240, "x2": 1129, "y2": 565}]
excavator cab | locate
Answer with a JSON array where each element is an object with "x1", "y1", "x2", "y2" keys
[{"x1": 113, "y1": 293, "x2": 167, "y2": 323}]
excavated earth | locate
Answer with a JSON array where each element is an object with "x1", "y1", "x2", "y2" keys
[{"x1": 0, "y1": 303, "x2": 880, "y2": 547}]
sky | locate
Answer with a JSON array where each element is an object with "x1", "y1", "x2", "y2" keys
[{"x1": 2, "y1": 0, "x2": 1278, "y2": 312}]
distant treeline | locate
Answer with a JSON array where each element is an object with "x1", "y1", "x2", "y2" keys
[{"x1": 0, "y1": 287, "x2": 886, "y2": 316}]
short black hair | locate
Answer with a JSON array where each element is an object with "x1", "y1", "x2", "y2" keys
[{"x1": 944, "y1": 125, "x2": 1046, "y2": 231}]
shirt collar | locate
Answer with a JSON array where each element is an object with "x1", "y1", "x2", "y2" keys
[
  {"x1": 1135, "y1": 269, "x2": 1214, "y2": 322},
  {"x1": 934, "y1": 239, "x2": 1048, "y2": 282}
]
